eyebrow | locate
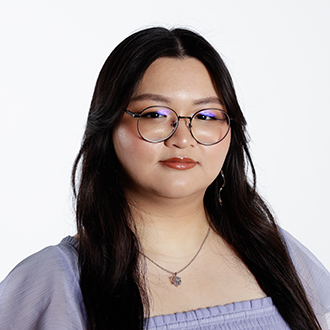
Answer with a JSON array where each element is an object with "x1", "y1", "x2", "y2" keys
[
  {"x1": 193, "y1": 96, "x2": 224, "y2": 106},
  {"x1": 130, "y1": 93, "x2": 171, "y2": 103},
  {"x1": 130, "y1": 94, "x2": 224, "y2": 106}
]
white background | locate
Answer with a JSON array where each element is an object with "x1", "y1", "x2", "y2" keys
[{"x1": 0, "y1": 0, "x2": 329, "y2": 281}]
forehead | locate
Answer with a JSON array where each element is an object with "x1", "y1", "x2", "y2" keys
[{"x1": 133, "y1": 57, "x2": 219, "y2": 101}]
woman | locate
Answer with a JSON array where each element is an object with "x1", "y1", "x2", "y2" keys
[{"x1": 0, "y1": 27, "x2": 329, "y2": 330}]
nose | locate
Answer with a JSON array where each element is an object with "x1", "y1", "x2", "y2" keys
[{"x1": 164, "y1": 117, "x2": 196, "y2": 148}]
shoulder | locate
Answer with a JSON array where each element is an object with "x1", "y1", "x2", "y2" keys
[
  {"x1": 280, "y1": 228, "x2": 330, "y2": 318},
  {"x1": 280, "y1": 228, "x2": 330, "y2": 280},
  {"x1": 1, "y1": 236, "x2": 80, "y2": 298},
  {"x1": 0, "y1": 236, "x2": 87, "y2": 329}
]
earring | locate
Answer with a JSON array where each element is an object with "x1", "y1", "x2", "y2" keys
[{"x1": 218, "y1": 170, "x2": 226, "y2": 206}]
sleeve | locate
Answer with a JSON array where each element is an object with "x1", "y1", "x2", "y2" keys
[
  {"x1": 0, "y1": 242, "x2": 87, "y2": 330},
  {"x1": 281, "y1": 229, "x2": 330, "y2": 329}
]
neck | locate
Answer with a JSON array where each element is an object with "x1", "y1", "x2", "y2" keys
[{"x1": 128, "y1": 191, "x2": 211, "y2": 262}]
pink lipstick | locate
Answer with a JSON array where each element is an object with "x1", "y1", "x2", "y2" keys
[{"x1": 159, "y1": 157, "x2": 197, "y2": 170}]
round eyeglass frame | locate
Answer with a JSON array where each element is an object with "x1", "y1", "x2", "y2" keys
[{"x1": 125, "y1": 105, "x2": 234, "y2": 146}]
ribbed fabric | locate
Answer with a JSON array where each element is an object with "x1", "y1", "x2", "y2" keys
[
  {"x1": 146, "y1": 297, "x2": 289, "y2": 329},
  {"x1": 0, "y1": 231, "x2": 329, "y2": 329}
]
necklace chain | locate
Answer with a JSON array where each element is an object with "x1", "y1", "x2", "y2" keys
[{"x1": 140, "y1": 227, "x2": 211, "y2": 287}]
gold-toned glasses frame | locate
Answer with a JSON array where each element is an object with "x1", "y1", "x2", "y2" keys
[{"x1": 125, "y1": 105, "x2": 234, "y2": 146}]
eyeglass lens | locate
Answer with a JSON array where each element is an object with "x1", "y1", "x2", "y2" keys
[{"x1": 137, "y1": 106, "x2": 230, "y2": 145}]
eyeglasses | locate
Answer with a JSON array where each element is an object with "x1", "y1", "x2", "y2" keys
[{"x1": 125, "y1": 106, "x2": 233, "y2": 145}]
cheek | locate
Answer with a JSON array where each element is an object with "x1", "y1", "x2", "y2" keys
[
  {"x1": 113, "y1": 123, "x2": 138, "y2": 168},
  {"x1": 210, "y1": 134, "x2": 231, "y2": 163},
  {"x1": 203, "y1": 134, "x2": 231, "y2": 177},
  {"x1": 114, "y1": 125, "x2": 134, "y2": 151},
  {"x1": 113, "y1": 121, "x2": 158, "y2": 173}
]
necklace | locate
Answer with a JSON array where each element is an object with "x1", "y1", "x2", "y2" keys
[{"x1": 140, "y1": 227, "x2": 211, "y2": 287}]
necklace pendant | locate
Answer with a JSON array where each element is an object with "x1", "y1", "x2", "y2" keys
[{"x1": 170, "y1": 273, "x2": 182, "y2": 287}]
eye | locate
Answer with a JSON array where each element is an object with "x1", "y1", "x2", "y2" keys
[
  {"x1": 141, "y1": 108, "x2": 172, "y2": 118},
  {"x1": 195, "y1": 110, "x2": 217, "y2": 120},
  {"x1": 142, "y1": 112, "x2": 162, "y2": 118}
]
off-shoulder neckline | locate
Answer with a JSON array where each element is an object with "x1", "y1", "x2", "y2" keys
[{"x1": 61, "y1": 236, "x2": 272, "y2": 325}]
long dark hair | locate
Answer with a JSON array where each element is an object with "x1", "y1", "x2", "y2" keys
[{"x1": 72, "y1": 27, "x2": 321, "y2": 329}]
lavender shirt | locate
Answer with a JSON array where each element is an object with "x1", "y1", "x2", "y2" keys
[{"x1": 1, "y1": 230, "x2": 330, "y2": 329}]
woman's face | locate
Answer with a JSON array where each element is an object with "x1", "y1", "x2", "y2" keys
[{"x1": 113, "y1": 57, "x2": 231, "y2": 201}]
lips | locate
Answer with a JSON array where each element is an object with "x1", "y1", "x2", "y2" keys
[{"x1": 159, "y1": 157, "x2": 197, "y2": 170}]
